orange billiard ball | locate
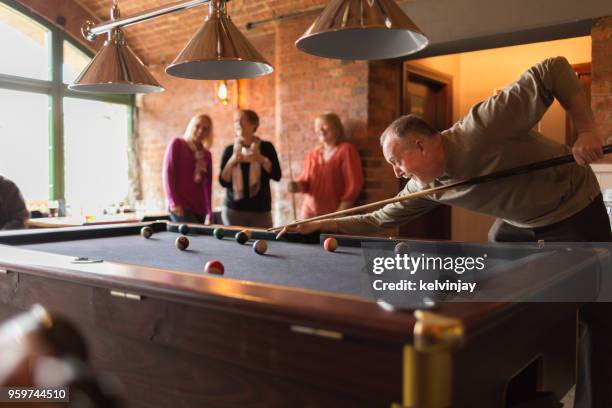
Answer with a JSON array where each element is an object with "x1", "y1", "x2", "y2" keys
[{"x1": 323, "y1": 236, "x2": 338, "y2": 252}]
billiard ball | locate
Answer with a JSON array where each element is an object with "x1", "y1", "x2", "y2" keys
[
  {"x1": 323, "y1": 236, "x2": 338, "y2": 252},
  {"x1": 394, "y1": 242, "x2": 411, "y2": 255},
  {"x1": 178, "y1": 224, "x2": 190, "y2": 235},
  {"x1": 241, "y1": 229, "x2": 252, "y2": 239},
  {"x1": 140, "y1": 226, "x2": 153, "y2": 239},
  {"x1": 235, "y1": 231, "x2": 248, "y2": 245},
  {"x1": 205, "y1": 259, "x2": 224, "y2": 275},
  {"x1": 213, "y1": 227, "x2": 224, "y2": 240},
  {"x1": 175, "y1": 236, "x2": 189, "y2": 251},
  {"x1": 253, "y1": 240, "x2": 267, "y2": 255}
]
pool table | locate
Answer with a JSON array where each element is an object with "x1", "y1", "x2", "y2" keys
[{"x1": 0, "y1": 222, "x2": 607, "y2": 408}]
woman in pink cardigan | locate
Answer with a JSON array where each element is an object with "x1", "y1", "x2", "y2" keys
[
  {"x1": 163, "y1": 114, "x2": 213, "y2": 224},
  {"x1": 290, "y1": 113, "x2": 364, "y2": 219}
]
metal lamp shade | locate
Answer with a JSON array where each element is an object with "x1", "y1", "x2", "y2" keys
[
  {"x1": 296, "y1": 0, "x2": 428, "y2": 60},
  {"x1": 69, "y1": 32, "x2": 163, "y2": 94},
  {"x1": 165, "y1": 8, "x2": 273, "y2": 79}
]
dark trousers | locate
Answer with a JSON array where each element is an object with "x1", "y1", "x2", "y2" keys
[
  {"x1": 221, "y1": 207, "x2": 273, "y2": 229},
  {"x1": 169, "y1": 210, "x2": 205, "y2": 224},
  {"x1": 489, "y1": 194, "x2": 612, "y2": 408}
]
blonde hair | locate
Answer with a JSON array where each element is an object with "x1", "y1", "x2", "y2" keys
[
  {"x1": 316, "y1": 112, "x2": 345, "y2": 145},
  {"x1": 183, "y1": 114, "x2": 213, "y2": 149}
]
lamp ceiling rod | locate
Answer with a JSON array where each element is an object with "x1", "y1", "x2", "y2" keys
[{"x1": 82, "y1": 0, "x2": 211, "y2": 41}]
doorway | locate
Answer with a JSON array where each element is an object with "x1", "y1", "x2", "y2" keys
[{"x1": 398, "y1": 65, "x2": 453, "y2": 240}]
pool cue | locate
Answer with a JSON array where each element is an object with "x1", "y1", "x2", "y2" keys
[
  {"x1": 279, "y1": 126, "x2": 297, "y2": 219},
  {"x1": 288, "y1": 147, "x2": 297, "y2": 220},
  {"x1": 269, "y1": 144, "x2": 612, "y2": 233}
]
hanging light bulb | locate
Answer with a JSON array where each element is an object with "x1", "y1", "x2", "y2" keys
[{"x1": 217, "y1": 80, "x2": 229, "y2": 105}]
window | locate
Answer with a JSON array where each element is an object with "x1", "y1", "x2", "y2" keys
[
  {"x1": 0, "y1": 89, "x2": 49, "y2": 202},
  {"x1": 0, "y1": 0, "x2": 134, "y2": 216},
  {"x1": 0, "y1": 2, "x2": 50, "y2": 80},
  {"x1": 63, "y1": 98, "x2": 130, "y2": 211},
  {"x1": 63, "y1": 40, "x2": 90, "y2": 84}
]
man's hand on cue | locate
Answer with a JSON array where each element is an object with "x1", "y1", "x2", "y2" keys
[
  {"x1": 276, "y1": 219, "x2": 337, "y2": 240},
  {"x1": 573, "y1": 127, "x2": 605, "y2": 165}
]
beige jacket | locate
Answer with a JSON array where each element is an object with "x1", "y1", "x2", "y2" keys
[{"x1": 336, "y1": 57, "x2": 601, "y2": 234}]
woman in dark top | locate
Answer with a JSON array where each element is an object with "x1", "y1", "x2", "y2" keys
[{"x1": 219, "y1": 110, "x2": 281, "y2": 228}]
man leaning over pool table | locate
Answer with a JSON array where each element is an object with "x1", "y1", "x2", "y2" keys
[{"x1": 280, "y1": 57, "x2": 610, "y2": 408}]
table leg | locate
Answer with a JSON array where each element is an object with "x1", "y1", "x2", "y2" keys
[{"x1": 392, "y1": 311, "x2": 465, "y2": 408}]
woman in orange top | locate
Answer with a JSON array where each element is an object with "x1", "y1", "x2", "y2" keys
[{"x1": 290, "y1": 113, "x2": 364, "y2": 219}]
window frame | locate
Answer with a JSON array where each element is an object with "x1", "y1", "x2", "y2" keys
[{"x1": 0, "y1": 0, "x2": 134, "y2": 204}]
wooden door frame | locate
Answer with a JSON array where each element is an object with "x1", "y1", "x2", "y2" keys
[
  {"x1": 402, "y1": 64, "x2": 453, "y2": 130},
  {"x1": 398, "y1": 63, "x2": 454, "y2": 240}
]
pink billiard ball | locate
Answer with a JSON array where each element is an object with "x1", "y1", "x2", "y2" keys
[
  {"x1": 205, "y1": 259, "x2": 224, "y2": 275},
  {"x1": 323, "y1": 236, "x2": 338, "y2": 252}
]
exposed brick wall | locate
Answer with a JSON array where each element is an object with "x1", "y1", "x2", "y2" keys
[
  {"x1": 592, "y1": 17, "x2": 612, "y2": 144},
  {"x1": 19, "y1": 1, "x2": 611, "y2": 233},
  {"x1": 272, "y1": 15, "x2": 369, "y2": 224},
  {"x1": 367, "y1": 61, "x2": 401, "y2": 203},
  {"x1": 137, "y1": 32, "x2": 275, "y2": 214},
  {"x1": 14, "y1": 0, "x2": 411, "y2": 226},
  {"x1": 136, "y1": 16, "x2": 402, "y2": 226},
  {"x1": 363, "y1": 60, "x2": 402, "y2": 235},
  {"x1": 135, "y1": 66, "x2": 226, "y2": 210}
]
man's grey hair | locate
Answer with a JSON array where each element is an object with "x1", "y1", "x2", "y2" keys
[{"x1": 380, "y1": 114, "x2": 439, "y2": 146}]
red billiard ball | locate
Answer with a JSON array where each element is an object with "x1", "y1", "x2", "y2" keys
[
  {"x1": 175, "y1": 236, "x2": 189, "y2": 251},
  {"x1": 205, "y1": 260, "x2": 224, "y2": 275},
  {"x1": 323, "y1": 236, "x2": 338, "y2": 252}
]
